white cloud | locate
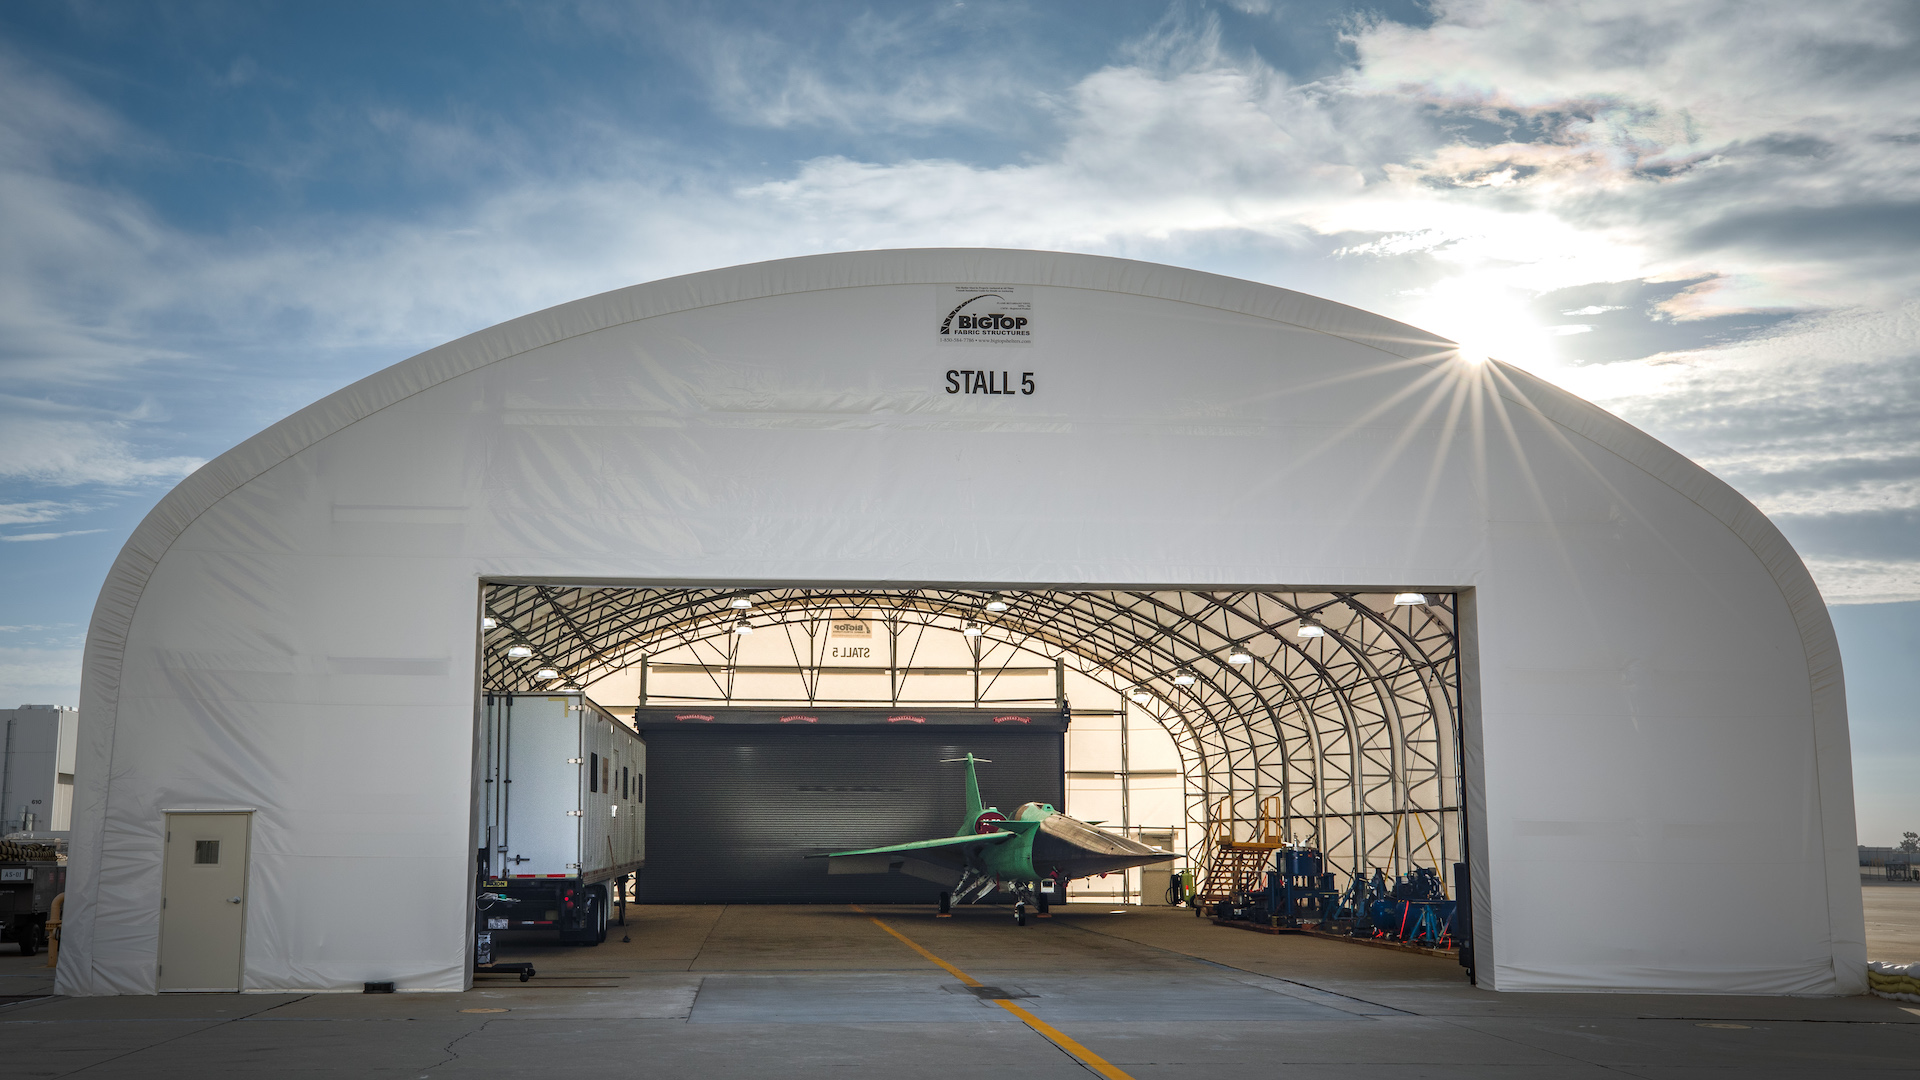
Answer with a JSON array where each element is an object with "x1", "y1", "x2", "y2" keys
[
  {"x1": 687, "y1": 10, "x2": 1042, "y2": 133},
  {"x1": 1570, "y1": 299, "x2": 1920, "y2": 504},
  {"x1": 0, "y1": 646, "x2": 82, "y2": 708},
  {"x1": 1555, "y1": 294, "x2": 1920, "y2": 602},
  {"x1": 739, "y1": 56, "x2": 1407, "y2": 250},
  {"x1": 1, "y1": 528, "x2": 107, "y2": 543},
  {"x1": 1345, "y1": 0, "x2": 1920, "y2": 309},
  {"x1": 3, "y1": 3, "x2": 1903, "y2": 386},
  {"x1": 0, "y1": 500, "x2": 84, "y2": 525},
  {"x1": 1802, "y1": 558, "x2": 1920, "y2": 605},
  {"x1": 0, "y1": 2, "x2": 1912, "y2": 603},
  {"x1": 1349, "y1": 0, "x2": 1917, "y2": 137},
  {"x1": 1757, "y1": 482, "x2": 1920, "y2": 518},
  {"x1": 0, "y1": 416, "x2": 203, "y2": 487}
]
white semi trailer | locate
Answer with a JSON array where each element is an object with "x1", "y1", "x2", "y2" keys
[{"x1": 479, "y1": 693, "x2": 644, "y2": 944}]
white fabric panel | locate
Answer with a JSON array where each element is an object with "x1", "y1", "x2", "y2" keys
[{"x1": 60, "y1": 249, "x2": 1861, "y2": 995}]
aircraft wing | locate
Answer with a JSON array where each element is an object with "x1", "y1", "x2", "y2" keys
[
  {"x1": 809, "y1": 831, "x2": 1014, "y2": 862},
  {"x1": 810, "y1": 826, "x2": 1021, "y2": 868}
]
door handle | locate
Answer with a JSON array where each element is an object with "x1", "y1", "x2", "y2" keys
[{"x1": 227, "y1": 897, "x2": 242, "y2": 904}]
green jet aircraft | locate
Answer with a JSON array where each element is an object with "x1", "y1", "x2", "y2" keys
[{"x1": 809, "y1": 754, "x2": 1175, "y2": 923}]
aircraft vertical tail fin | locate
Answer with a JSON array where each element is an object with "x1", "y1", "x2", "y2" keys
[{"x1": 941, "y1": 754, "x2": 992, "y2": 835}]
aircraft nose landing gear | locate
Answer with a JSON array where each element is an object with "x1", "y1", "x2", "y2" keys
[{"x1": 1012, "y1": 881, "x2": 1038, "y2": 925}]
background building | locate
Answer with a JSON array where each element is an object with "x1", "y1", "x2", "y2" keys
[{"x1": 1, "y1": 704, "x2": 76, "y2": 835}]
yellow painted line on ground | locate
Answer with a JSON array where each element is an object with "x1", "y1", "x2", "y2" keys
[{"x1": 852, "y1": 905, "x2": 1136, "y2": 1080}]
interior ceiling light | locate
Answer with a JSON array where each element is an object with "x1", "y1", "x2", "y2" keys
[
  {"x1": 733, "y1": 621, "x2": 754, "y2": 635},
  {"x1": 1298, "y1": 621, "x2": 1327, "y2": 639},
  {"x1": 984, "y1": 599, "x2": 1009, "y2": 613},
  {"x1": 1172, "y1": 669, "x2": 1197, "y2": 686},
  {"x1": 480, "y1": 616, "x2": 497, "y2": 630},
  {"x1": 962, "y1": 623, "x2": 985, "y2": 637},
  {"x1": 535, "y1": 668, "x2": 559, "y2": 680},
  {"x1": 729, "y1": 597, "x2": 753, "y2": 609},
  {"x1": 506, "y1": 645, "x2": 533, "y2": 659},
  {"x1": 1227, "y1": 646, "x2": 1253, "y2": 665},
  {"x1": 1128, "y1": 688, "x2": 1152, "y2": 704},
  {"x1": 1394, "y1": 592, "x2": 1426, "y2": 606}
]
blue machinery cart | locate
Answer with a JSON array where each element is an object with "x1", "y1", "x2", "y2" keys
[{"x1": 1202, "y1": 844, "x2": 1461, "y2": 952}]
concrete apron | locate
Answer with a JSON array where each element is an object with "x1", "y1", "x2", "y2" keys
[{"x1": 2, "y1": 904, "x2": 1915, "y2": 1079}]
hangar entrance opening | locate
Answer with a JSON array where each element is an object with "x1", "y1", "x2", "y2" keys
[{"x1": 479, "y1": 585, "x2": 1465, "y2": 910}]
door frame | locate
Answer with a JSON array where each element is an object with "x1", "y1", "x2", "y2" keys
[{"x1": 157, "y1": 808, "x2": 255, "y2": 993}]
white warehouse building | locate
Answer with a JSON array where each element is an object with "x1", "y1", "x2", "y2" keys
[
  {"x1": 60, "y1": 250, "x2": 1864, "y2": 996},
  {"x1": 2, "y1": 704, "x2": 78, "y2": 835}
]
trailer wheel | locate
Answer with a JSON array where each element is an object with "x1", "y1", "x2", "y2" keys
[{"x1": 593, "y1": 885, "x2": 608, "y2": 944}]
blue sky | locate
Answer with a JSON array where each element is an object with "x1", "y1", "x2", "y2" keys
[{"x1": 1, "y1": 0, "x2": 1915, "y2": 841}]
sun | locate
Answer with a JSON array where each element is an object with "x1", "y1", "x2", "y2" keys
[{"x1": 1404, "y1": 276, "x2": 1553, "y2": 373}]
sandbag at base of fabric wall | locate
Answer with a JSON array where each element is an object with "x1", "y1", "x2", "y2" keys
[{"x1": 637, "y1": 727, "x2": 1063, "y2": 904}]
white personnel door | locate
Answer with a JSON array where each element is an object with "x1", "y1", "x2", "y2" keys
[{"x1": 158, "y1": 812, "x2": 251, "y2": 991}]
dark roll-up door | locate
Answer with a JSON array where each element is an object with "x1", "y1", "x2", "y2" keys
[{"x1": 638, "y1": 727, "x2": 1064, "y2": 903}]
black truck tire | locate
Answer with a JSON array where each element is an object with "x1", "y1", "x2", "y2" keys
[{"x1": 18, "y1": 922, "x2": 40, "y2": 957}]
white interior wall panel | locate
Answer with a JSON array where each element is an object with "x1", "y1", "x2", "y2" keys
[{"x1": 63, "y1": 249, "x2": 1862, "y2": 996}]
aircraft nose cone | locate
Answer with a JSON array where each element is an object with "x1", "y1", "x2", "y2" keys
[{"x1": 1030, "y1": 813, "x2": 1175, "y2": 880}]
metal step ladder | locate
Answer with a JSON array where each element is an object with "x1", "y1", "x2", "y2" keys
[{"x1": 1192, "y1": 797, "x2": 1285, "y2": 913}]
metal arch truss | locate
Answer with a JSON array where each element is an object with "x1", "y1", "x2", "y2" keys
[{"x1": 480, "y1": 584, "x2": 1462, "y2": 888}]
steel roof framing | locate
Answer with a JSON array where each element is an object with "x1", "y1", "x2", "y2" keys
[{"x1": 479, "y1": 585, "x2": 1461, "y2": 888}]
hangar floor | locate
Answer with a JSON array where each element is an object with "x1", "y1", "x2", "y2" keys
[{"x1": 3, "y1": 903, "x2": 1918, "y2": 1078}]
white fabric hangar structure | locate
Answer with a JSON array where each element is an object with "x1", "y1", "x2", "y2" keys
[{"x1": 63, "y1": 249, "x2": 1864, "y2": 996}]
